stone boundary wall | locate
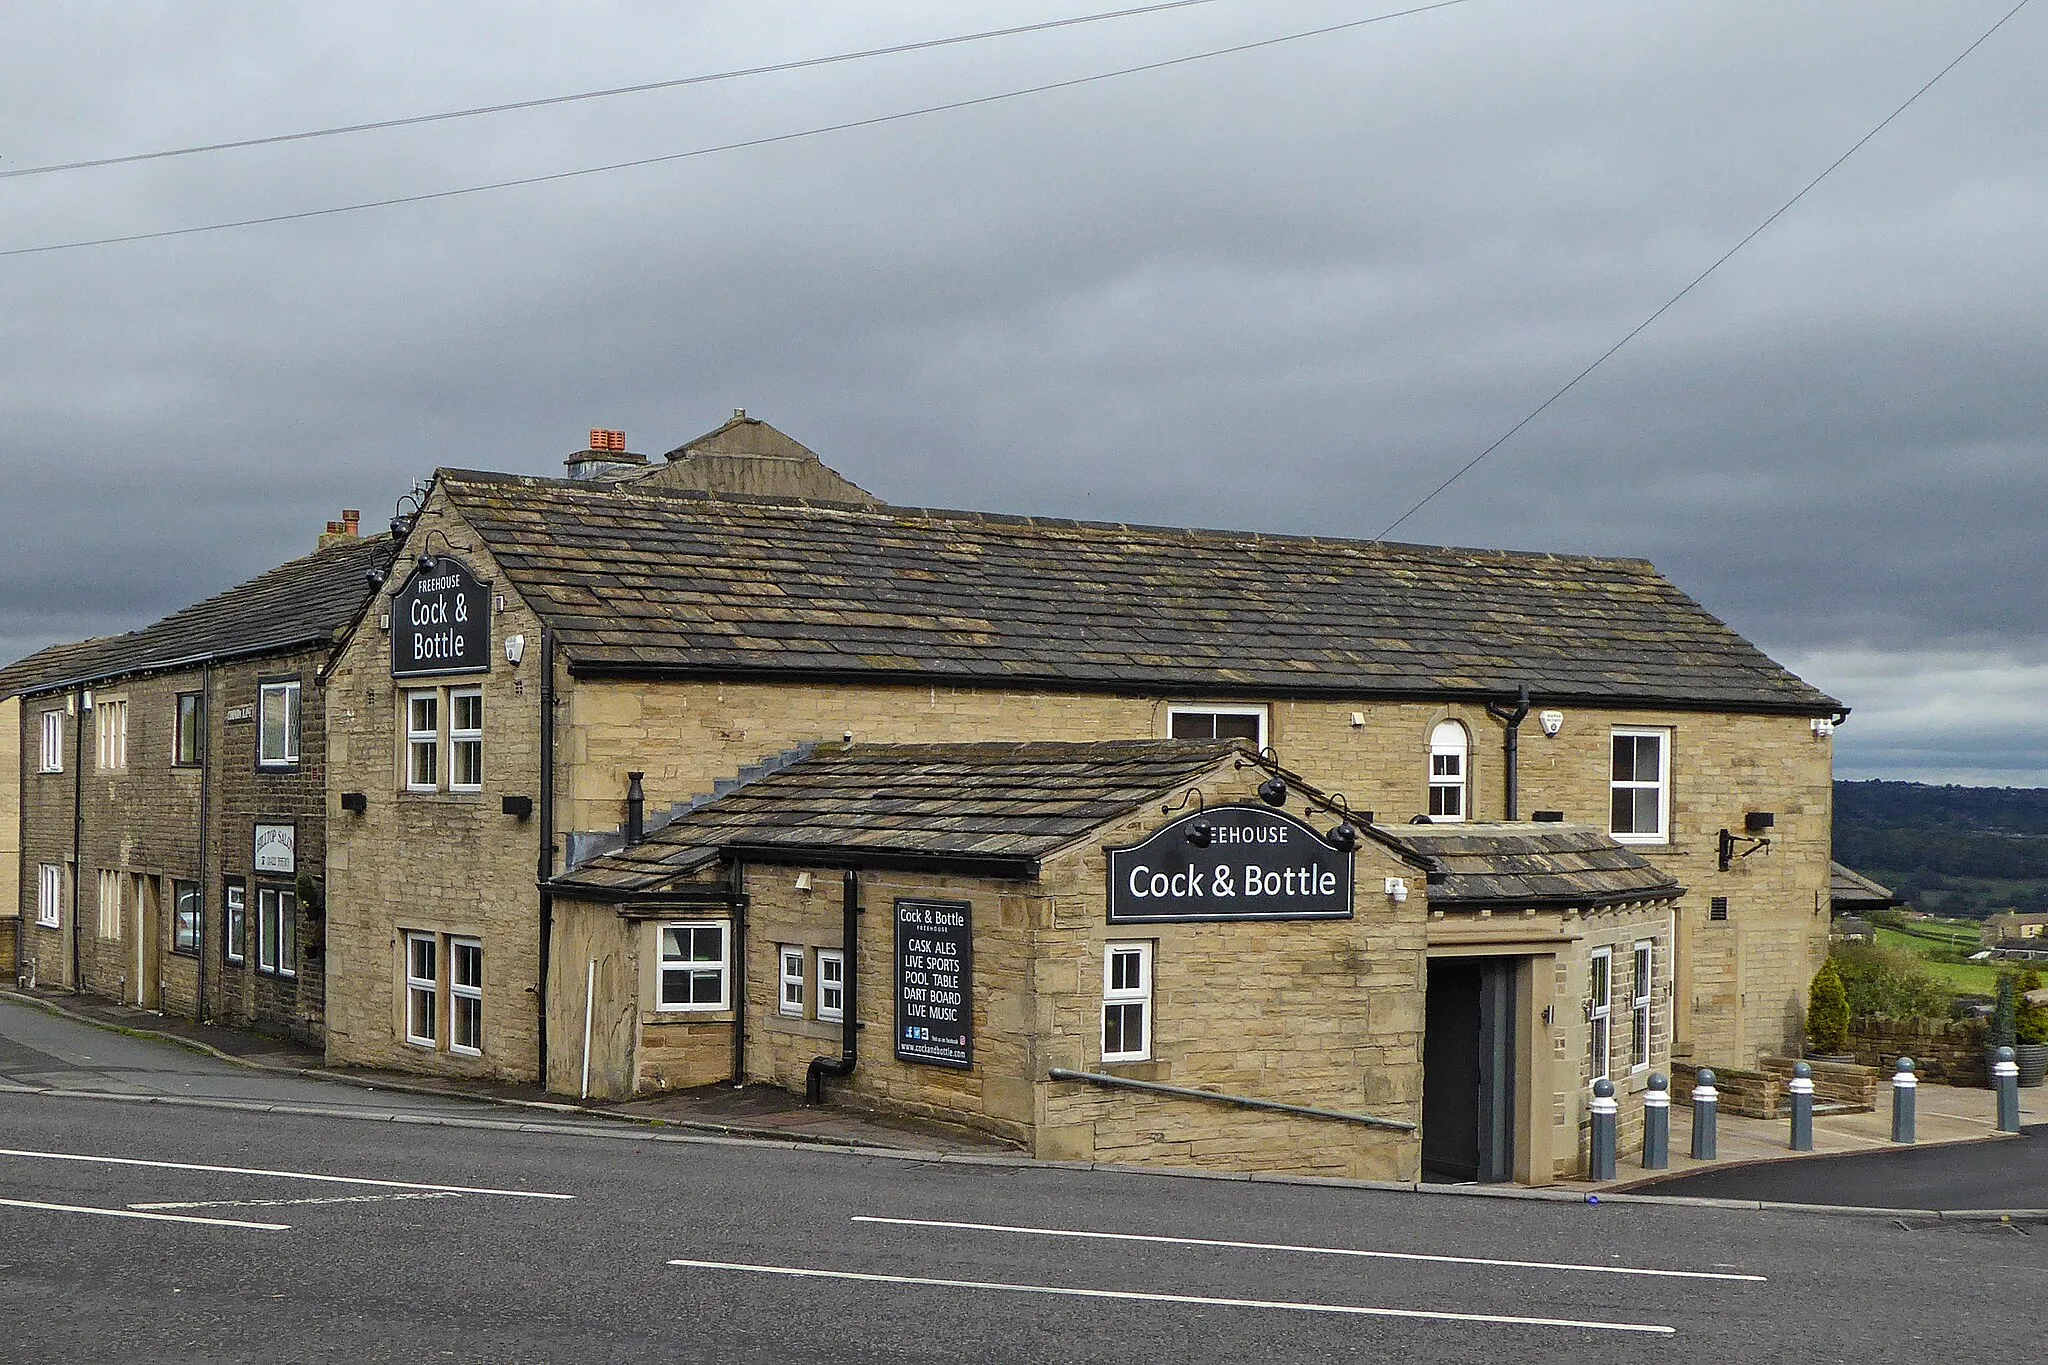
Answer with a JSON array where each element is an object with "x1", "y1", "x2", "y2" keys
[
  {"x1": 1844, "y1": 1018, "x2": 1988, "y2": 1088},
  {"x1": 1669, "y1": 1058, "x2": 1877, "y2": 1117}
]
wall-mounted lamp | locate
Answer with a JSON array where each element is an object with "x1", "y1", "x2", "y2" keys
[
  {"x1": 1539, "y1": 709, "x2": 1564, "y2": 738},
  {"x1": 1718, "y1": 827, "x2": 1772, "y2": 871},
  {"x1": 339, "y1": 792, "x2": 367, "y2": 815},
  {"x1": 1185, "y1": 820, "x2": 1214, "y2": 848},
  {"x1": 362, "y1": 567, "x2": 385, "y2": 588},
  {"x1": 1326, "y1": 824, "x2": 1358, "y2": 852},
  {"x1": 1384, "y1": 877, "x2": 1409, "y2": 904},
  {"x1": 794, "y1": 870, "x2": 816, "y2": 894},
  {"x1": 1257, "y1": 776, "x2": 1288, "y2": 807},
  {"x1": 1811, "y1": 717, "x2": 1836, "y2": 738},
  {"x1": 505, "y1": 634, "x2": 526, "y2": 666}
]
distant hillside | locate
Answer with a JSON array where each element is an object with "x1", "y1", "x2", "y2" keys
[{"x1": 1835, "y1": 780, "x2": 2048, "y2": 920}]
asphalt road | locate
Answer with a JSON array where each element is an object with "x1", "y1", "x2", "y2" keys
[
  {"x1": 2, "y1": 1008, "x2": 2044, "y2": 1362},
  {"x1": 1633, "y1": 1124, "x2": 2048, "y2": 1210}
]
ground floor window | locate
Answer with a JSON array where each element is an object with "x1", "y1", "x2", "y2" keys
[
  {"x1": 816, "y1": 949, "x2": 845, "y2": 1022},
  {"x1": 1630, "y1": 939, "x2": 1654, "y2": 1072},
  {"x1": 37, "y1": 864, "x2": 63, "y2": 928},
  {"x1": 778, "y1": 946, "x2": 806, "y2": 1017},
  {"x1": 405, "y1": 933, "x2": 438, "y2": 1047},
  {"x1": 450, "y1": 938, "x2": 483, "y2": 1056},
  {"x1": 1589, "y1": 946, "x2": 1613, "y2": 1082},
  {"x1": 172, "y1": 881, "x2": 201, "y2": 955},
  {"x1": 224, "y1": 882, "x2": 247, "y2": 965},
  {"x1": 257, "y1": 887, "x2": 297, "y2": 978},
  {"x1": 96, "y1": 869, "x2": 121, "y2": 940},
  {"x1": 1103, "y1": 941, "x2": 1154, "y2": 1063},
  {"x1": 658, "y1": 922, "x2": 728, "y2": 1011}
]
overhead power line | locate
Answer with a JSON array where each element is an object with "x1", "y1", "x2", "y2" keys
[
  {"x1": 0, "y1": 1, "x2": 1476, "y2": 259},
  {"x1": 0, "y1": 0, "x2": 1230, "y2": 180},
  {"x1": 1370, "y1": 0, "x2": 2035, "y2": 542}
]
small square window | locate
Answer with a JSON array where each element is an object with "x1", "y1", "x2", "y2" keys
[
  {"x1": 658, "y1": 922, "x2": 729, "y2": 1012},
  {"x1": 816, "y1": 949, "x2": 845, "y2": 1022},
  {"x1": 1167, "y1": 705, "x2": 1267, "y2": 749},
  {"x1": 778, "y1": 946, "x2": 806, "y2": 1017}
]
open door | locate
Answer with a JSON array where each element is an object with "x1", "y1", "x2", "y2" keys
[{"x1": 1423, "y1": 956, "x2": 1518, "y2": 1182}]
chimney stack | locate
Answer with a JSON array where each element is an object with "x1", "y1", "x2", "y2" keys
[
  {"x1": 317, "y1": 507, "x2": 364, "y2": 551},
  {"x1": 566, "y1": 427, "x2": 649, "y2": 480}
]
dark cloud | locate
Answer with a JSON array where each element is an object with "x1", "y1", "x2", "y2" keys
[{"x1": 3, "y1": 1, "x2": 2043, "y2": 783}]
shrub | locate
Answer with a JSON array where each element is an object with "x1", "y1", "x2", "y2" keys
[
  {"x1": 1806, "y1": 960, "x2": 1851, "y2": 1054},
  {"x1": 1828, "y1": 944, "x2": 1952, "y2": 1022},
  {"x1": 2008, "y1": 968, "x2": 2047, "y2": 1047}
]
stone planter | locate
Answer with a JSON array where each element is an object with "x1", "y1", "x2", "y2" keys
[{"x1": 2017, "y1": 1042, "x2": 2048, "y2": 1088}]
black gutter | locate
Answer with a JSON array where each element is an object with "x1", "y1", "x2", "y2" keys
[
  {"x1": 561, "y1": 661, "x2": 1846, "y2": 720},
  {"x1": 1429, "y1": 891, "x2": 1687, "y2": 915},
  {"x1": 1484, "y1": 684, "x2": 1532, "y2": 821},
  {"x1": 535, "y1": 626, "x2": 556, "y2": 1087},
  {"x1": 806, "y1": 868, "x2": 860, "y2": 1104},
  {"x1": 730, "y1": 857, "x2": 748, "y2": 1088},
  {"x1": 721, "y1": 842, "x2": 1039, "y2": 880},
  {"x1": 69, "y1": 684, "x2": 84, "y2": 993}
]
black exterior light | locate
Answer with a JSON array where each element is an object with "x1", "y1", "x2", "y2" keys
[
  {"x1": 1326, "y1": 824, "x2": 1358, "y2": 852},
  {"x1": 1257, "y1": 776, "x2": 1288, "y2": 807},
  {"x1": 1185, "y1": 820, "x2": 1214, "y2": 848},
  {"x1": 418, "y1": 552, "x2": 438, "y2": 573}
]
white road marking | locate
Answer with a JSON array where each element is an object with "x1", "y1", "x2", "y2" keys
[
  {"x1": 851, "y1": 1215, "x2": 1767, "y2": 1283},
  {"x1": 0, "y1": 1146, "x2": 573, "y2": 1199},
  {"x1": 665, "y1": 1258, "x2": 1676, "y2": 1335},
  {"x1": 131, "y1": 1191, "x2": 462, "y2": 1211},
  {"x1": 0, "y1": 1196, "x2": 288, "y2": 1230}
]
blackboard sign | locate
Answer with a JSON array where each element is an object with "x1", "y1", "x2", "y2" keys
[
  {"x1": 895, "y1": 898, "x2": 972, "y2": 1069},
  {"x1": 1107, "y1": 804, "x2": 1354, "y2": 924},
  {"x1": 391, "y1": 557, "x2": 491, "y2": 678}
]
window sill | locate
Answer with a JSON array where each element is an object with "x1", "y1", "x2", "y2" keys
[
  {"x1": 398, "y1": 789, "x2": 486, "y2": 803},
  {"x1": 646, "y1": 1008, "x2": 734, "y2": 1024},
  {"x1": 171, "y1": 948, "x2": 200, "y2": 960},
  {"x1": 257, "y1": 763, "x2": 303, "y2": 774}
]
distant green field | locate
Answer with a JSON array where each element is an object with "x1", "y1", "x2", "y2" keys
[{"x1": 1873, "y1": 926, "x2": 2001, "y2": 996}]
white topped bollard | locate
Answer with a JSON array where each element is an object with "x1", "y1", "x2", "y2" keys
[
  {"x1": 1994, "y1": 1046, "x2": 2021, "y2": 1134},
  {"x1": 1642, "y1": 1073, "x2": 1670, "y2": 1170},
  {"x1": 1788, "y1": 1061, "x2": 1815, "y2": 1151},
  {"x1": 1690, "y1": 1068, "x2": 1719, "y2": 1161},
  {"x1": 1589, "y1": 1078, "x2": 1618, "y2": 1182},
  {"x1": 1891, "y1": 1056, "x2": 1917, "y2": 1144}
]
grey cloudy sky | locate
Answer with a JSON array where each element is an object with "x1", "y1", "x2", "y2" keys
[{"x1": 4, "y1": 1, "x2": 2043, "y2": 784}]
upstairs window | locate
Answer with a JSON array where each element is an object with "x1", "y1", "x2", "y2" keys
[
  {"x1": 1428, "y1": 721, "x2": 1469, "y2": 822},
  {"x1": 1167, "y1": 705, "x2": 1267, "y2": 749},
  {"x1": 406, "y1": 691, "x2": 440, "y2": 791},
  {"x1": 95, "y1": 697, "x2": 128, "y2": 771},
  {"x1": 39, "y1": 711, "x2": 63, "y2": 773},
  {"x1": 259, "y1": 680, "x2": 301, "y2": 767},
  {"x1": 1102, "y1": 941, "x2": 1154, "y2": 1063},
  {"x1": 174, "y1": 693, "x2": 203, "y2": 767},
  {"x1": 1609, "y1": 729, "x2": 1670, "y2": 844},
  {"x1": 449, "y1": 688, "x2": 484, "y2": 791}
]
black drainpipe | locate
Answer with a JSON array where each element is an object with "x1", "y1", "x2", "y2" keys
[
  {"x1": 195, "y1": 663, "x2": 213, "y2": 1023},
  {"x1": 729, "y1": 857, "x2": 748, "y2": 1087},
  {"x1": 806, "y1": 868, "x2": 861, "y2": 1104},
  {"x1": 536, "y1": 627, "x2": 557, "y2": 1087},
  {"x1": 70, "y1": 684, "x2": 85, "y2": 993},
  {"x1": 1484, "y1": 684, "x2": 1532, "y2": 820}
]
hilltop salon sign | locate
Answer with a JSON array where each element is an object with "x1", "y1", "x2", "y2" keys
[
  {"x1": 391, "y1": 556, "x2": 490, "y2": 678},
  {"x1": 1107, "y1": 805, "x2": 1354, "y2": 924},
  {"x1": 254, "y1": 822, "x2": 296, "y2": 876}
]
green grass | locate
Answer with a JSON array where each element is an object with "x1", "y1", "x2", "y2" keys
[{"x1": 1873, "y1": 926, "x2": 2002, "y2": 996}]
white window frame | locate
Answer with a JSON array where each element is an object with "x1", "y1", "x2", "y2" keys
[
  {"x1": 96, "y1": 697, "x2": 127, "y2": 771},
  {"x1": 257, "y1": 887, "x2": 296, "y2": 978},
  {"x1": 816, "y1": 949, "x2": 845, "y2": 1023},
  {"x1": 405, "y1": 690, "x2": 440, "y2": 792},
  {"x1": 1630, "y1": 939, "x2": 1654, "y2": 1074},
  {"x1": 1166, "y1": 704, "x2": 1268, "y2": 750},
  {"x1": 39, "y1": 710, "x2": 63, "y2": 773},
  {"x1": 1102, "y1": 941, "x2": 1154, "y2": 1064},
  {"x1": 1609, "y1": 728, "x2": 1670, "y2": 845},
  {"x1": 96, "y1": 869, "x2": 121, "y2": 940},
  {"x1": 778, "y1": 946, "x2": 806, "y2": 1017},
  {"x1": 448, "y1": 687, "x2": 483, "y2": 792},
  {"x1": 450, "y1": 937, "x2": 484, "y2": 1056},
  {"x1": 1428, "y1": 720, "x2": 1469, "y2": 822},
  {"x1": 657, "y1": 921, "x2": 730, "y2": 1013},
  {"x1": 1588, "y1": 945, "x2": 1613, "y2": 1083},
  {"x1": 224, "y1": 883, "x2": 247, "y2": 964},
  {"x1": 258, "y1": 680, "x2": 301, "y2": 768},
  {"x1": 404, "y1": 932, "x2": 439, "y2": 1047},
  {"x1": 37, "y1": 864, "x2": 62, "y2": 928}
]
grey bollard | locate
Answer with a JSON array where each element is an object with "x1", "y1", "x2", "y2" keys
[
  {"x1": 1690, "y1": 1068, "x2": 1719, "y2": 1161},
  {"x1": 1994, "y1": 1046, "x2": 2021, "y2": 1134},
  {"x1": 1642, "y1": 1072, "x2": 1670, "y2": 1170},
  {"x1": 1891, "y1": 1057, "x2": 1917, "y2": 1144},
  {"x1": 1789, "y1": 1061, "x2": 1815, "y2": 1151},
  {"x1": 1590, "y1": 1078, "x2": 1618, "y2": 1181}
]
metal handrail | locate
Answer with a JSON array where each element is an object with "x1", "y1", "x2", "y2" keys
[{"x1": 1047, "y1": 1068, "x2": 1416, "y2": 1132}]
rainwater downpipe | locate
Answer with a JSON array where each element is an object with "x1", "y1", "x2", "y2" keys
[
  {"x1": 195, "y1": 663, "x2": 213, "y2": 1024},
  {"x1": 730, "y1": 856, "x2": 748, "y2": 1088},
  {"x1": 806, "y1": 869, "x2": 861, "y2": 1104},
  {"x1": 1484, "y1": 684, "x2": 1532, "y2": 821},
  {"x1": 70, "y1": 684, "x2": 86, "y2": 993},
  {"x1": 536, "y1": 627, "x2": 557, "y2": 1086}
]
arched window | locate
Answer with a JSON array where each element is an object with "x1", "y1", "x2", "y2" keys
[{"x1": 1429, "y1": 721, "x2": 1469, "y2": 821}]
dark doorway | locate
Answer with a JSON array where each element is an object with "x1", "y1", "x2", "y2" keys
[{"x1": 1422, "y1": 957, "x2": 1518, "y2": 1182}]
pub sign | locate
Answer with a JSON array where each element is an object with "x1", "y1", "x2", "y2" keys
[
  {"x1": 391, "y1": 557, "x2": 491, "y2": 678},
  {"x1": 1107, "y1": 804, "x2": 1354, "y2": 924},
  {"x1": 895, "y1": 898, "x2": 972, "y2": 1069}
]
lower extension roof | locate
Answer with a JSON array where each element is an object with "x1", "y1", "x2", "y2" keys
[{"x1": 1378, "y1": 823, "x2": 1684, "y2": 911}]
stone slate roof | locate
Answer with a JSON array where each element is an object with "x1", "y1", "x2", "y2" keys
[
  {"x1": 0, "y1": 636, "x2": 118, "y2": 700},
  {"x1": 438, "y1": 470, "x2": 1840, "y2": 713},
  {"x1": 1379, "y1": 823, "x2": 1683, "y2": 910},
  {"x1": 1828, "y1": 861, "x2": 1898, "y2": 909},
  {"x1": 549, "y1": 740, "x2": 1244, "y2": 895},
  {"x1": 4, "y1": 535, "x2": 394, "y2": 697}
]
